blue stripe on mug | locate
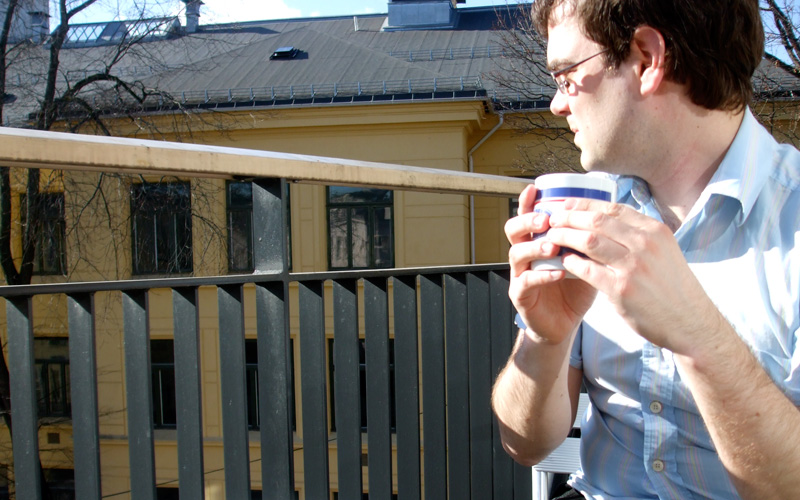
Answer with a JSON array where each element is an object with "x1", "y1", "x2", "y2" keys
[{"x1": 535, "y1": 187, "x2": 613, "y2": 202}]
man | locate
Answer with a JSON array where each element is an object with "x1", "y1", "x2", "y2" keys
[{"x1": 491, "y1": 0, "x2": 800, "y2": 499}]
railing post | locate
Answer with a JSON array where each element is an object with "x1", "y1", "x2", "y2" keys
[
  {"x1": 6, "y1": 296, "x2": 41, "y2": 500},
  {"x1": 172, "y1": 287, "x2": 205, "y2": 500},
  {"x1": 256, "y1": 280, "x2": 295, "y2": 499},
  {"x1": 467, "y1": 273, "x2": 494, "y2": 499},
  {"x1": 419, "y1": 275, "x2": 447, "y2": 500},
  {"x1": 122, "y1": 290, "x2": 157, "y2": 500},
  {"x1": 444, "y1": 274, "x2": 470, "y2": 499},
  {"x1": 217, "y1": 284, "x2": 251, "y2": 499},
  {"x1": 364, "y1": 278, "x2": 392, "y2": 498},
  {"x1": 68, "y1": 293, "x2": 102, "y2": 500},
  {"x1": 393, "y1": 276, "x2": 422, "y2": 500},
  {"x1": 332, "y1": 279, "x2": 362, "y2": 498},
  {"x1": 298, "y1": 280, "x2": 330, "y2": 499}
]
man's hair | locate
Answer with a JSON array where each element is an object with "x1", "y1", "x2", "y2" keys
[{"x1": 532, "y1": 0, "x2": 764, "y2": 111}]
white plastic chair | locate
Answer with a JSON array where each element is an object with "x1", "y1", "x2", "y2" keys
[{"x1": 532, "y1": 392, "x2": 590, "y2": 499}]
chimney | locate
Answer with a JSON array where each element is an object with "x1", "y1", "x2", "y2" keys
[{"x1": 183, "y1": 0, "x2": 203, "y2": 33}]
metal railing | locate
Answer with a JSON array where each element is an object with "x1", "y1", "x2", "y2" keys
[{"x1": 0, "y1": 129, "x2": 535, "y2": 500}]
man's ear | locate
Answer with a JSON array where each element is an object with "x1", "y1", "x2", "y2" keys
[{"x1": 630, "y1": 26, "x2": 666, "y2": 96}]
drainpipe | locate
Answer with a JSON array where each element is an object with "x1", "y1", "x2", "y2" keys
[{"x1": 467, "y1": 112, "x2": 504, "y2": 264}]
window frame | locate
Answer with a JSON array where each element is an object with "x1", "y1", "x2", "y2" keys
[
  {"x1": 326, "y1": 187, "x2": 394, "y2": 270},
  {"x1": 151, "y1": 339, "x2": 177, "y2": 429},
  {"x1": 33, "y1": 337, "x2": 71, "y2": 419},
  {"x1": 20, "y1": 192, "x2": 67, "y2": 276},
  {"x1": 130, "y1": 182, "x2": 193, "y2": 275}
]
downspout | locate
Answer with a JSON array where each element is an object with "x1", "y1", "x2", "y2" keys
[{"x1": 467, "y1": 112, "x2": 504, "y2": 264}]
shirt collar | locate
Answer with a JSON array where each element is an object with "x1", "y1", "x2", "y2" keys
[
  {"x1": 615, "y1": 107, "x2": 772, "y2": 227},
  {"x1": 702, "y1": 107, "x2": 771, "y2": 226}
]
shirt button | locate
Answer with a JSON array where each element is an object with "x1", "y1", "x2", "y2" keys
[
  {"x1": 649, "y1": 401, "x2": 663, "y2": 414},
  {"x1": 652, "y1": 459, "x2": 665, "y2": 472}
]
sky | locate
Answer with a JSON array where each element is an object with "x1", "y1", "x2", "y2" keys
[{"x1": 70, "y1": 0, "x2": 524, "y2": 25}]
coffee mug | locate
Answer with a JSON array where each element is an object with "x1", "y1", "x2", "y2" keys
[{"x1": 531, "y1": 173, "x2": 617, "y2": 275}]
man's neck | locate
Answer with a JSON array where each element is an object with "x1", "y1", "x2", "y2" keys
[{"x1": 645, "y1": 107, "x2": 744, "y2": 231}]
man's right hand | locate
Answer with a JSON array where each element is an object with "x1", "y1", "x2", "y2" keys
[{"x1": 506, "y1": 184, "x2": 598, "y2": 345}]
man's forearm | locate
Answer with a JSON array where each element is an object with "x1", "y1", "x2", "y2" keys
[
  {"x1": 675, "y1": 314, "x2": 800, "y2": 499},
  {"x1": 492, "y1": 327, "x2": 579, "y2": 466}
]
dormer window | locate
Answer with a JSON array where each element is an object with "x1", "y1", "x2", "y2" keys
[{"x1": 270, "y1": 46, "x2": 299, "y2": 60}]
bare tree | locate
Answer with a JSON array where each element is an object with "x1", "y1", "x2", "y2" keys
[
  {"x1": 485, "y1": 2, "x2": 582, "y2": 177},
  {"x1": 0, "y1": 2, "x2": 238, "y2": 497}
]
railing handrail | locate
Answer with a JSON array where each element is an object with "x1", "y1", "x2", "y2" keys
[
  {"x1": 0, "y1": 127, "x2": 531, "y2": 197},
  {"x1": 0, "y1": 263, "x2": 510, "y2": 298}
]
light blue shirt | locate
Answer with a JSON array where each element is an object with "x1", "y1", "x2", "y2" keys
[{"x1": 569, "y1": 108, "x2": 800, "y2": 499}]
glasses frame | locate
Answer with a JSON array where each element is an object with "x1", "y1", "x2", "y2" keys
[{"x1": 550, "y1": 49, "x2": 608, "y2": 94}]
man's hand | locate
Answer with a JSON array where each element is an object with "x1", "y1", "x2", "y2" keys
[
  {"x1": 506, "y1": 184, "x2": 597, "y2": 345},
  {"x1": 545, "y1": 197, "x2": 722, "y2": 354}
]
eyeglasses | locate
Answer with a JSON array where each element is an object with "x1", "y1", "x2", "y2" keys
[{"x1": 550, "y1": 49, "x2": 608, "y2": 94}]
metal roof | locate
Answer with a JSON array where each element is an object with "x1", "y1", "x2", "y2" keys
[{"x1": 3, "y1": 3, "x2": 799, "y2": 126}]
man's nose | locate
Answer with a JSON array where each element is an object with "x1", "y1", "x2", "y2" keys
[{"x1": 550, "y1": 90, "x2": 569, "y2": 116}]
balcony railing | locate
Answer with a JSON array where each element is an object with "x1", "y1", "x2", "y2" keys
[{"x1": 0, "y1": 128, "x2": 534, "y2": 500}]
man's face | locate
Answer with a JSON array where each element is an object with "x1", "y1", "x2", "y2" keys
[{"x1": 545, "y1": 9, "x2": 636, "y2": 174}]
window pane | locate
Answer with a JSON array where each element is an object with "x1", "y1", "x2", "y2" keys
[
  {"x1": 152, "y1": 367, "x2": 177, "y2": 427},
  {"x1": 228, "y1": 182, "x2": 253, "y2": 208},
  {"x1": 245, "y1": 339, "x2": 259, "y2": 429},
  {"x1": 229, "y1": 211, "x2": 253, "y2": 271},
  {"x1": 47, "y1": 364, "x2": 66, "y2": 415},
  {"x1": 35, "y1": 362, "x2": 46, "y2": 415},
  {"x1": 151, "y1": 340, "x2": 176, "y2": 428},
  {"x1": 351, "y1": 207, "x2": 369, "y2": 268},
  {"x1": 329, "y1": 208, "x2": 349, "y2": 268},
  {"x1": 372, "y1": 207, "x2": 393, "y2": 268},
  {"x1": 174, "y1": 211, "x2": 193, "y2": 272},
  {"x1": 246, "y1": 367, "x2": 259, "y2": 428},
  {"x1": 133, "y1": 211, "x2": 155, "y2": 273},
  {"x1": 33, "y1": 339, "x2": 70, "y2": 418},
  {"x1": 328, "y1": 187, "x2": 391, "y2": 204}
]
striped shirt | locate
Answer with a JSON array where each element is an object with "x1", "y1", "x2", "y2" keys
[{"x1": 569, "y1": 108, "x2": 800, "y2": 499}]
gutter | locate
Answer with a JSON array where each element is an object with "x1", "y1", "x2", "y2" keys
[{"x1": 467, "y1": 112, "x2": 504, "y2": 264}]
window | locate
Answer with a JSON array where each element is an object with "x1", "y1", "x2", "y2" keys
[
  {"x1": 34, "y1": 338, "x2": 70, "y2": 419},
  {"x1": 151, "y1": 340, "x2": 176, "y2": 428},
  {"x1": 152, "y1": 339, "x2": 296, "y2": 431},
  {"x1": 227, "y1": 181, "x2": 292, "y2": 273},
  {"x1": 245, "y1": 339, "x2": 297, "y2": 431},
  {"x1": 131, "y1": 182, "x2": 192, "y2": 275},
  {"x1": 328, "y1": 338, "x2": 396, "y2": 433},
  {"x1": 156, "y1": 487, "x2": 179, "y2": 500},
  {"x1": 42, "y1": 469, "x2": 74, "y2": 500},
  {"x1": 327, "y1": 187, "x2": 393, "y2": 270},
  {"x1": 228, "y1": 181, "x2": 253, "y2": 272},
  {"x1": 21, "y1": 193, "x2": 66, "y2": 275}
]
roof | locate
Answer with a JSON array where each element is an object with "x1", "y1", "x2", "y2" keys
[{"x1": 3, "y1": 3, "x2": 799, "y2": 127}]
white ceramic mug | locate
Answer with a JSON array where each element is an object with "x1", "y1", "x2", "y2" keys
[{"x1": 531, "y1": 173, "x2": 617, "y2": 275}]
